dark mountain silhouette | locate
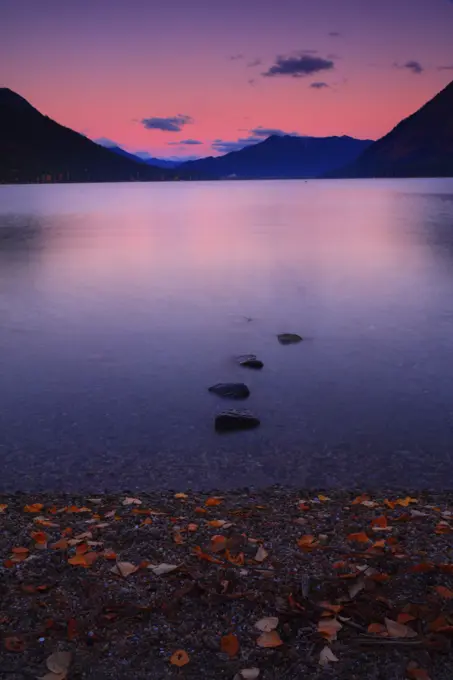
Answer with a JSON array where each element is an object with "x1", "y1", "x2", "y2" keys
[
  {"x1": 0, "y1": 88, "x2": 174, "y2": 184},
  {"x1": 335, "y1": 79, "x2": 453, "y2": 178},
  {"x1": 107, "y1": 146, "x2": 183, "y2": 169},
  {"x1": 178, "y1": 134, "x2": 373, "y2": 179}
]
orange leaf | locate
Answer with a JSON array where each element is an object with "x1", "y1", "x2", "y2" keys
[
  {"x1": 256, "y1": 630, "x2": 283, "y2": 648},
  {"x1": 83, "y1": 551, "x2": 98, "y2": 566},
  {"x1": 192, "y1": 546, "x2": 224, "y2": 564},
  {"x1": 435, "y1": 586, "x2": 453, "y2": 599},
  {"x1": 397, "y1": 613, "x2": 416, "y2": 624},
  {"x1": 207, "y1": 519, "x2": 227, "y2": 528},
  {"x1": 435, "y1": 521, "x2": 452, "y2": 535},
  {"x1": 297, "y1": 534, "x2": 317, "y2": 549},
  {"x1": 12, "y1": 547, "x2": 29, "y2": 555},
  {"x1": 4, "y1": 636, "x2": 25, "y2": 652},
  {"x1": 369, "y1": 572, "x2": 391, "y2": 583},
  {"x1": 68, "y1": 553, "x2": 92, "y2": 566},
  {"x1": 367, "y1": 623, "x2": 387, "y2": 634},
  {"x1": 187, "y1": 523, "x2": 198, "y2": 532},
  {"x1": 3, "y1": 559, "x2": 15, "y2": 568},
  {"x1": 173, "y1": 532, "x2": 184, "y2": 544},
  {"x1": 226, "y1": 549, "x2": 244, "y2": 566},
  {"x1": 24, "y1": 503, "x2": 43, "y2": 513},
  {"x1": 76, "y1": 543, "x2": 89, "y2": 555},
  {"x1": 371, "y1": 515, "x2": 388, "y2": 529},
  {"x1": 298, "y1": 502, "x2": 310, "y2": 511},
  {"x1": 31, "y1": 531, "x2": 48, "y2": 544},
  {"x1": 352, "y1": 494, "x2": 369, "y2": 505},
  {"x1": 221, "y1": 633, "x2": 239, "y2": 657},
  {"x1": 407, "y1": 661, "x2": 431, "y2": 680},
  {"x1": 170, "y1": 650, "x2": 190, "y2": 667},
  {"x1": 211, "y1": 535, "x2": 227, "y2": 552},
  {"x1": 195, "y1": 507, "x2": 207, "y2": 514},
  {"x1": 51, "y1": 539, "x2": 69, "y2": 550},
  {"x1": 410, "y1": 562, "x2": 435, "y2": 573},
  {"x1": 347, "y1": 531, "x2": 370, "y2": 543},
  {"x1": 0, "y1": 504, "x2": 8, "y2": 512},
  {"x1": 205, "y1": 497, "x2": 223, "y2": 507},
  {"x1": 440, "y1": 563, "x2": 453, "y2": 574},
  {"x1": 318, "y1": 618, "x2": 342, "y2": 641},
  {"x1": 103, "y1": 550, "x2": 117, "y2": 560}
]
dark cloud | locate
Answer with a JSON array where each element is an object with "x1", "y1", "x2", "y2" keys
[
  {"x1": 141, "y1": 114, "x2": 193, "y2": 132},
  {"x1": 229, "y1": 54, "x2": 244, "y2": 60},
  {"x1": 329, "y1": 31, "x2": 341, "y2": 37},
  {"x1": 247, "y1": 58, "x2": 262, "y2": 67},
  {"x1": 263, "y1": 53, "x2": 334, "y2": 78},
  {"x1": 250, "y1": 126, "x2": 299, "y2": 137},
  {"x1": 212, "y1": 137, "x2": 261, "y2": 153},
  {"x1": 95, "y1": 137, "x2": 118, "y2": 147},
  {"x1": 310, "y1": 81, "x2": 329, "y2": 89},
  {"x1": 394, "y1": 60, "x2": 423, "y2": 74},
  {"x1": 167, "y1": 139, "x2": 202, "y2": 146}
]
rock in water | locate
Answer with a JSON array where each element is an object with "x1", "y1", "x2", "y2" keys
[
  {"x1": 277, "y1": 333, "x2": 303, "y2": 345},
  {"x1": 208, "y1": 383, "x2": 250, "y2": 399},
  {"x1": 215, "y1": 410, "x2": 260, "y2": 432},
  {"x1": 238, "y1": 354, "x2": 264, "y2": 369}
]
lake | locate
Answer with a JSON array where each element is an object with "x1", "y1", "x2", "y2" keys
[{"x1": 1, "y1": 179, "x2": 453, "y2": 492}]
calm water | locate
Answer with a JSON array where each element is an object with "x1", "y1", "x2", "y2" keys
[{"x1": 1, "y1": 179, "x2": 453, "y2": 491}]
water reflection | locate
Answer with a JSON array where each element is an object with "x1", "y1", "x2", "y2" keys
[{"x1": 0, "y1": 179, "x2": 453, "y2": 492}]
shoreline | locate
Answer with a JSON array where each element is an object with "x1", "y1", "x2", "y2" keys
[{"x1": 1, "y1": 488, "x2": 453, "y2": 678}]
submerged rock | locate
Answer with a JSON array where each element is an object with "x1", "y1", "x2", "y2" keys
[
  {"x1": 238, "y1": 354, "x2": 264, "y2": 370},
  {"x1": 215, "y1": 410, "x2": 260, "y2": 432},
  {"x1": 277, "y1": 333, "x2": 303, "y2": 345},
  {"x1": 208, "y1": 383, "x2": 250, "y2": 399}
]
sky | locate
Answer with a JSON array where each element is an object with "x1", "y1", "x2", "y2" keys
[{"x1": 1, "y1": 0, "x2": 453, "y2": 159}]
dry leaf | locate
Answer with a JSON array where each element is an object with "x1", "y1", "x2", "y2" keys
[
  {"x1": 397, "y1": 613, "x2": 416, "y2": 624},
  {"x1": 110, "y1": 562, "x2": 138, "y2": 577},
  {"x1": 39, "y1": 673, "x2": 66, "y2": 680},
  {"x1": 256, "y1": 631, "x2": 283, "y2": 648},
  {"x1": 221, "y1": 633, "x2": 239, "y2": 657},
  {"x1": 4, "y1": 636, "x2": 25, "y2": 652},
  {"x1": 170, "y1": 649, "x2": 190, "y2": 666},
  {"x1": 122, "y1": 497, "x2": 142, "y2": 506},
  {"x1": 368, "y1": 623, "x2": 387, "y2": 634},
  {"x1": 149, "y1": 563, "x2": 179, "y2": 576},
  {"x1": 297, "y1": 534, "x2": 317, "y2": 549},
  {"x1": 46, "y1": 651, "x2": 72, "y2": 675},
  {"x1": 187, "y1": 523, "x2": 198, "y2": 532},
  {"x1": 0, "y1": 504, "x2": 7, "y2": 512},
  {"x1": 435, "y1": 585, "x2": 453, "y2": 599},
  {"x1": 12, "y1": 547, "x2": 29, "y2": 555},
  {"x1": 347, "y1": 531, "x2": 370, "y2": 543},
  {"x1": 24, "y1": 503, "x2": 44, "y2": 513},
  {"x1": 174, "y1": 493, "x2": 188, "y2": 499},
  {"x1": 51, "y1": 539, "x2": 69, "y2": 550},
  {"x1": 235, "y1": 670, "x2": 260, "y2": 680},
  {"x1": 207, "y1": 519, "x2": 227, "y2": 528},
  {"x1": 407, "y1": 661, "x2": 431, "y2": 680},
  {"x1": 348, "y1": 577, "x2": 365, "y2": 599},
  {"x1": 371, "y1": 515, "x2": 388, "y2": 529},
  {"x1": 255, "y1": 617, "x2": 278, "y2": 632},
  {"x1": 385, "y1": 617, "x2": 417, "y2": 638},
  {"x1": 205, "y1": 496, "x2": 223, "y2": 506},
  {"x1": 317, "y1": 494, "x2": 330, "y2": 502},
  {"x1": 319, "y1": 646, "x2": 339, "y2": 666},
  {"x1": 255, "y1": 545, "x2": 268, "y2": 562},
  {"x1": 318, "y1": 618, "x2": 342, "y2": 641}
]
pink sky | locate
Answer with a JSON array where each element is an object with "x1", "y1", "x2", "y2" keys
[{"x1": 1, "y1": 0, "x2": 453, "y2": 158}]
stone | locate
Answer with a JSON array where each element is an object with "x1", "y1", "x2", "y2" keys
[
  {"x1": 277, "y1": 333, "x2": 303, "y2": 345},
  {"x1": 208, "y1": 383, "x2": 250, "y2": 399},
  {"x1": 215, "y1": 410, "x2": 260, "y2": 432},
  {"x1": 238, "y1": 354, "x2": 264, "y2": 369}
]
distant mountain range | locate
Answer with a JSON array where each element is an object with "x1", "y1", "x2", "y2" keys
[
  {"x1": 334, "y1": 79, "x2": 453, "y2": 178},
  {"x1": 1, "y1": 81, "x2": 452, "y2": 184},
  {"x1": 177, "y1": 134, "x2": 373, "y2": 179},
  {"x1": 0, "y1": 88, "x2": 177, "y2": 184}
]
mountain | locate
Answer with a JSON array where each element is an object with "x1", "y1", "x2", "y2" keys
[
  {"x1": 100, "y1": 145, "x2": 182, "y2": 169},
  {"x1": 178, "y1": 135, "x2": 373, "y2": 179},
  {"x1": 335, "y1": 80, "x2": 453, "y2": 178},
  {"x1": 0, "y1": 88, "x2": 174, "y2": 184}
]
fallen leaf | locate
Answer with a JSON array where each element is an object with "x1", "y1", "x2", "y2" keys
[
  {"x1": 46, "y1": 651, "x2": 72, "y2": 676},
  {"x1": 397, "y1": 613, "x2": 416, "y2": 624},
  {"x1": 221, "y1": 633, "x2": 239, "y2": 657},
  {"x1": 368, "y1": 623, "x2": 387, "y2": 634},
  {"x1": 235, "y1": 669, "x2": 260, "y2": 680},
  {"x1": 348, "y1": 577, "x2": 366, "y2": 599},
  {"x1": 192, "y1": 546, "x2": 224, "y2": 564},
  {"x1": 371, "y1": 515, "x2": 388, "y2": 529},
  {"x1": 110, "y1": 562, "x2": 138, "y2": 577},
  {"x1": 0, "y1": 504, "x2": 7, "y2": 512},
  {"x1": 211, "y1": 535, "x2": 227, "y2": 552},
  {"x1": 255, "y1": 617, "x2": 279, "y2": 632},
  {"x1": 318, "y1": 494, "x2": 330, "y2": 501},
  {"x1": 319, "y1": 646, "x2": 339, "y2": 666},
  {"x1": 174, "y1": 493, "x2": 188, "y2": 499},
  {"x1": 352, "y1": 494, "x2": 369, "y2": 504},
  {"x1": 320, "y1": 602, "x2": 343, "y2": 615},
  {"x1": 4, "y1": 636, "x2": 25, "y2": 652},
  {"x1": 67, "y1": 618, "x2": 78, "y2": 640},
  {"x1": 347, "y1": 531, "x2": 370, "y2": 543},
  {"x1": 195, "y1": 506, "x2": 207, "y2": 514},
  {"x1": 318, "y1": 618, "x2": 342, "y2": 641},
  {"x1": 173, "y1": 531, "x2": 184, "y2": 544},
  {"x1": 24, "y1": 503, "x2": 44, "y2": 513},
  {"x1": 435, "y1": 521, "x2": 452, "y2": 535},
  {"x1": 255, "y1": 545, "x2": 268, "y2": 562},
  {"x1": 122, "y1": 497, "x2": 142, "y2": 506},
  {"x1": 410, "y1": 562, "x2": 435, "y2": 573},
  {"x1": 170, "y1": 649, "x2": 190, "y2": 666},
  {"x1": 385, "y1": 617, "x2": 417, "y2": 638},
  {"x1": 297, "y1": 501, "x2": 310, "y2": 511},
  {"x1": 226, "y1": 549, "x2": 245, "y2": 565},
  {"x1": 205, "y1": 496, "x2": 223, "y2": 506},
  {"x1": 12, "y1": 547, "x2": 29, "y2": 555},
  {"x1": 76, "y1": 543, "x2": 89, "y2": 555},
  {"x1": 407, "y1": 661, "x2": 431, "y2": 680},
  {"x1": 435, "y1": 586, "x2": 453, "y2": 599},
  {"x1": 256, "y1": 631, "x2": 283, "y2": 648},
  {"x1": 187, "y1": 523, "x2": 198, "y2": 532},
  {"x1": 297, "y1": 534, "x2": 317, "y2": 549},
  {"x1": 51, "y1": 539, "x2": 69, "y2": 550},
  {"x1": 207, "y1": 519, "x2": 227, "y2": 528},
  {"x1": 149, "y1": 563, "x2": 179, "y2": 575},
  {"x1": 103, "y1": 550, "x2": 117, "y2": 560}
]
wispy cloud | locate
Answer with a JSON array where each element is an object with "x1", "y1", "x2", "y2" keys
[
  {"x1": 310, "y1": 81, "x2": 329, "y2": 89},
  {"x1": 212, "y1": 137, "x2": 261, "y2": 153},
  {"x1": 250, "y1": 126, "x2": 300, "y2": 137},
  {"x1": 167, "y1": 139, "x2": 203, "y2": 146},
  {"x1": 438, "y1": 64, "x2": 453, "y2": 70},
  {"x1": 141, "y1": 114, "x2": 193, "y2": 132},
  {"x1": 229, "y1": 54, "x2": 244, "y2": 61},
  {"x1": 328, "y1": 31, "x2": 341, "y2": 37},
  {"x1": 247, "y1": 58, "x2": 262, "y2": 67},
  {"x1": 394, "y1": 60, "x2": 424, "y2": 74},
  {"x1": 263, "y1": 52, "x2": 334, "y2": 78}
]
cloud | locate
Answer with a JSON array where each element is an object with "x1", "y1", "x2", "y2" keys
[
  {"x1": 394, "y1": 60, "x2": 423, "y2": 74},
  {"x1": 95, "y1": 137, "x2": 118, "y2": 148},
  {"x1": 212, "y1": 137, "x2": 262, "y2": 153},
  {"x1": 438, "y1": 64, "x2": 453, "y2": 70},
  {"x1": 310, "y1": 81, "x2": 329, "y2": 89},
  {"x1": 250, "y1": 126, "x2": 299, "y2": 137},
  {"x1": 229, "y1": 54, "x2": 244, "y2": 60},
  {"x1": 167, "y1": 139, "x2": 203, "y2": 146},
  {"x1": 247, "y1": 58, "x2": 262, "y2": 67},
  {"x1": 329, "y1": 31, "x2": 341, "y2": 37},
  {"x1": 141, "y1": 114, "x2": 193, "y2": 132},
  {"x1": 263, "y1": 52, "x2": 334, "y2": 78},
  {"x1": 248, "y1": 78, "x2": 256, "y2": 86}
]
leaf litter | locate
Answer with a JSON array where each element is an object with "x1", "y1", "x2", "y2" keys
[{"x1": 1, "y1": 489, "x2": 453, "y2": 678}]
